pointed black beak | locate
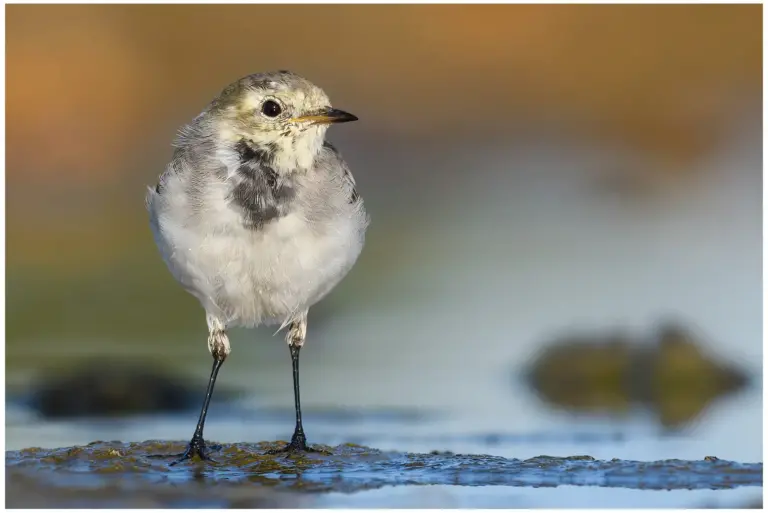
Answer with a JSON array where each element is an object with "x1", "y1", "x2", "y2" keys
[
  {"x1": 321, "y1": 108, "x2": 358, "y2": 123},
  {"x1": 290, "y1": 107, "x2": 358, "y2": 125}
]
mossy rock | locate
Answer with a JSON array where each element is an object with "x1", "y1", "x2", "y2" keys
[
  {"x1": 6, "y1": 440, "x2": 762, "y2": 507},
  {"x1": 525, "y1": 321, "x2": 749, "y2": 428}
]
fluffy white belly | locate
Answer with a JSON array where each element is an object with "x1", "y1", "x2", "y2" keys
[{"x1": 154, "y1": 209, "x2": 364, "y2": 328}]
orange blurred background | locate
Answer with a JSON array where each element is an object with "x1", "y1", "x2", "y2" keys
[
  {"x1": 7, "y1": 4, "x2": 760, "y2": 183},
  {"x1": 7, "y1": 4, "x2": 760, "y2": 273}
]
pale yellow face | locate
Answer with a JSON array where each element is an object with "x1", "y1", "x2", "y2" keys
[
  {"x1": 209, "y1": 71, "x2": 356, "y2": 171},
  {"x1": 214, "y1": 72, "x2": 333, "y2": 143},
  {"x1": 201, "y1": 72, "x2": 357, "y2": 173},
  {"x1": 240, "y1": 83, "x2": 331, "y2": 122}
]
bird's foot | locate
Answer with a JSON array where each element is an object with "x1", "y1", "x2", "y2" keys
[
  {"x1": 267, "y1": 431, "x2": 319, "y2": 454},
  {"x1": 163, "y1": 437, "x2": 220, "y2": 465}
]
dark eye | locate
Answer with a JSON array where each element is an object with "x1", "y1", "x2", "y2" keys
[{"x1": 262, "y1": 100, "x2": 282, "y2": 118}]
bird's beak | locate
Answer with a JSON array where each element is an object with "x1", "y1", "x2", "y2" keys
[{"x1": 290, "y1": 107, "x2": 358, "y2": 125}]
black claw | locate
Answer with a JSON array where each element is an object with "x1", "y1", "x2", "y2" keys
[
  {"x1": 290, "y1": 430, "x2": 308, "y2": 450},
  {"x1": 267, "y1": 444, "x2": 316, "y2": 455},
  {"x1": 167, "y1": 438, "x2": 217, "y2": 465},
  {"x1": 267, "y1": 431, "x2": 320, "y2": 454}
]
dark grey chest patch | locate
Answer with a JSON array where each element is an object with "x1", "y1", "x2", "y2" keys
[{"x1": 229, "y1": 139, "x2": 296, "y2": 230}]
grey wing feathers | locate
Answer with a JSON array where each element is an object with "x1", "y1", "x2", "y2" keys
[
  {"x1": 147, "y1": 147, "x2": 194, "y2": 205},
  {"x1": 323, "y1": 141, "x2": 359, "y2": 204}
]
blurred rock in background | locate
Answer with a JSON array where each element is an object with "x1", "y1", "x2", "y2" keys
[
  {"x1": 524, "y1": 322, "x2": 749, "y2": 430},
  {"x1": 25, "y1": 360, "x2": 235, "y2": 419}
]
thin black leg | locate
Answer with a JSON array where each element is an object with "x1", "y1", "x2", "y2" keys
[
  {"x1": 287, "y1": 344, "x2": 309, "y2": 451},
  {"x1": 268, "y1": 343, "x2": 315, "y2": 453},
  {"x1": 170, "y1": 357, "x2": 224, "y2": 465}
]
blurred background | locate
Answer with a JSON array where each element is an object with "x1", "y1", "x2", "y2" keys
[{"x1": 5, "y1": 4, "x2": 763, "y2": 506}]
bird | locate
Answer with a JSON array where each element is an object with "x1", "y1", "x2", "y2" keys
[{"x1": 145, "y1": 70, "x2": 369, "y2": 463}]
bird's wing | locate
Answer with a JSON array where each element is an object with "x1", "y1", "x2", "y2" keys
[{"x1": 322, "y1": 141, "x2": 360, "y2": 204}]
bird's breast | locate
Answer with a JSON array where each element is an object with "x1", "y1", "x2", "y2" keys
[
  {"x1": 150, "y1": 153, "x2": 367, "y2": 328},
  {"x1": 158, "y1": 196, "x2": 365, "y2": 328}
]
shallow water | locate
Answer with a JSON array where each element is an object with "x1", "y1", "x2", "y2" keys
[{"x1": 6, "y1": 397, "x2": 764, "y2": 508}]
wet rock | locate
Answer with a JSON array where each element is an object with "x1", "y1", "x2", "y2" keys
[
  {"x1": 524, "y1": 321, "x2": 749, "y2": 429},
  {"x1": 27, "y1": 359, "x2": 224, "y2": 419},
  {"x1": 5, "y1": 440, "x2": 762, "y2": 503}
]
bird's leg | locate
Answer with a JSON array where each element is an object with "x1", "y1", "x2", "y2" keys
[
  {"x1": 286, "y1": 315, "x2": 309, "y2": 451},
  {"x1": 171, "y1": 318, "x2": 230, "y2": 465},
  {"x1": 269, "y1": 312, "x2": 316, "y2": 454}
]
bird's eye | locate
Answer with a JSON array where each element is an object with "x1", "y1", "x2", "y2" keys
[{"x1": 262, "y1": 100, "x2": 282, "y2": 118}]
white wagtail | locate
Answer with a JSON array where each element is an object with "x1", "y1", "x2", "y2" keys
[{"x1": 146, "y1": 71, "x2": 369, "y2": 463}]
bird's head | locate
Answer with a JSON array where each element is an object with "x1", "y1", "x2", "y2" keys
[{"x1": 204, "y1": 70, "x2": 357, "y2": 172}]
